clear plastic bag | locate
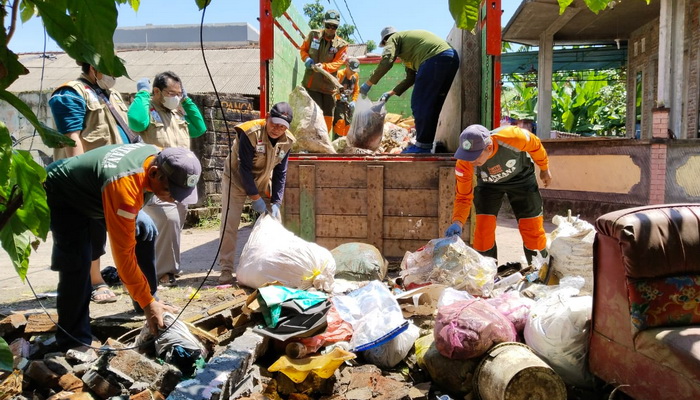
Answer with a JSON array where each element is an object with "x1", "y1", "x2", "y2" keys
[
  {"x1": 237, "y1": 215, "x2": 336, "y2": 292},
  {"x1": 288, "y1": 86, "x2": 335, "y2": 153},
  {"x1": 400, "y1": 236, "x2": 497, "y2": 297},
  {"x1": 347, "y1": 98, "x2": 387, "y2": 151},
  {"x1": 362, "y1": 323, "x2": 420, "y2": 368},
  {"x1": 332, "y1": 280, "x2": 408, "y2": 351}
]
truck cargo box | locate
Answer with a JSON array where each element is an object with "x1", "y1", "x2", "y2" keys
[{"x1": 282, "y1": 154, "x2": 464, "y2": 258}]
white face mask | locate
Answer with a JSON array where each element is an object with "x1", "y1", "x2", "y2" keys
[
  {"x1": 96, "y1": 75, "x2": 116, "y2": 90},
  {"x1": 162, "y1": 95, "x2": 181, "y2": 110}
]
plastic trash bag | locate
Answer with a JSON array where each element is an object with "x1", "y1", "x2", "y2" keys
[
  {"x1": 523, "y1": 287, "x2": 595, "y2": 387},
  {"x1": 332, "y1": 280, "x2": 408, "y2": 351},
  {"x1": 289, "y1": 86, "x2": 335, "y2": 153},
  {"x1": 362, "y1": 322, "x2": 420, "y2": 368},
  {"x1": 549, "y1": 213, "x2": 596, "y2": 294},
  {"x1": 437, "y1": 287, "x2": 474, "y2": 308},
  {"x1": 400, "y1": 236, "x2": 498, "y2": 297},
  {"x1": 331, "y1": 242, "x2": 388, "y2": 281},
  {"x1": 486, "y1": 291, "x2": 536, "y2": 335},
  {"x1": 434, "y1": 299, "x2": 517, "y2": 360},
  {"x1": 237, "y1": 215, "x2": 336, "y2": 292},
  {"x1": 347, "y1": 97, "x2": 387, "y2": 151}
]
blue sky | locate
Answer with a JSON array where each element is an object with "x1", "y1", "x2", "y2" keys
[{"x1": 9, "y1": 0, "x2": 522, "y2": 53}]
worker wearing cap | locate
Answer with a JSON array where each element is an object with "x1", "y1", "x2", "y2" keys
[
  {"x1": 218, "y1": 103, "x2": 296, "y2": 285},
  {"x1": 127, "y1": 71, "x2": 207, "y2": 287},
  {"x1": 45, "y1": 144, "x2": 201, "y2": 350},
  {"x1": 360, "y1": 28, "x2": 460, "y2": 153},
  {"x1": 299, "y1": 9, "x2": 348, "y2": 132},
  {"x1": 446, "y1": 125, "x2": 553, "y2": 265},
  {"x1": 332, "y1": 57, "x2": 361, "y2": 139},
  {"x1": 49, "y1": 60, "x2": 141, "y2": 305}
]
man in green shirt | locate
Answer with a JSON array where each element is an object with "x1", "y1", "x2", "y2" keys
[
  {"x1": 127, "y1": 71, "x2": 206, "y2": 286},
  {"x1": 360, "y1": 28, "x2": 459, "y2": 154}
]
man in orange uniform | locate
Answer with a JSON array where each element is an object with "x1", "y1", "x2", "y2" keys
[
  {"x1": 45, "y1": 144, "x2": 200, "y2": 350},
  {"x1": 299, "y1": 9, "x2": 348, "y2": 131},
  {"x1": 446, "y1": 125, "x2": 553, "y2": 265},
  {"x1": 332, "y1": 57, "x2": 360, "y2": 139}
]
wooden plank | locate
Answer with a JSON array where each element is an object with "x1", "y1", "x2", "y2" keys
[
  {"x1": 367, "y1": 165, "x2": 384, "y2": 251},
  {"x1": 383, "y1": 239, "x2": 431, "y2": 258},
  {"x1": 316, "y1": 215, "x2": 367, "y2": 238},
  {"x1": 299, "y1": 165, "x2": 316, "y2": 241},
  {"x1": 439, "y1": 167, "x2": 456, "y2": 237},
  {"x1": 284, "y1": 188, "x2": 368, "y2": 215},
  {"x1": 316, "y1": 237, "x2": 366, "y2": 251},
  {"x1": 384, "y1": 188, "x2": 439, "y2": 217},
  {"x1": 383, "y1": 161, "x2": 452, "y2": 189},
  {"x1": 383, "y1": 216, "x2": 439, "y2": 240},
  {"x1": 284, "y1": 213, "x2": 301, "y2": 236},
  {"x1": 286, "y1": 162, "x2": 299, "y2": 188},
  {"x1": 313, "y1": 163, "x2": 368, "y2": 188}
]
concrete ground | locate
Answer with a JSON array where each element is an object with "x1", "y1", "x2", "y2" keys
[{"x1": 0, "y1": 217, "x2": 555, "y2": 313}]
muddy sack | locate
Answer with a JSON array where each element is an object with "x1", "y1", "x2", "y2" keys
[
  {"x1": 434, "y1": 298, "x2": 517, "y2": 359},
  {"x1": 289, "y1": 86, "x2": 335, "y2": 153},
  {"x1": 347, "y1": 98, "x2": 387, "y2": 151}
]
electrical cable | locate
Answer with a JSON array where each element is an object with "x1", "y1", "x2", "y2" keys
[{"x1": 340, "y1": 0, "x2": 363, "y2": 43}]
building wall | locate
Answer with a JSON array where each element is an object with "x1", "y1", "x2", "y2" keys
[
  {"x1": 685, "y1": 0, "x2": 700, "y2": 138},
  {"x1": 627, "y1": 17, "x2": 660, "y2": 140}
]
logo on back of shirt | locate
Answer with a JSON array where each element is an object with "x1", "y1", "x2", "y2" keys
[{"x1": 102, "y1": 143, "x2": 146, "y2": 169}]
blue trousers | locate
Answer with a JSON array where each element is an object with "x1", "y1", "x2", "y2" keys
[
  {"x1": 411, "y1": 48, "x2": 460, "y2": 146},
  {"x1": 48, "y1": 195, "x2": 157, "y2": 350}
]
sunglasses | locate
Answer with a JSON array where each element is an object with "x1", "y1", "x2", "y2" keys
[{"x1": 325, "y1": 24, "x2": 338, "y2": 30}]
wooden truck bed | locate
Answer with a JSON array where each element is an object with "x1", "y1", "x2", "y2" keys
[{"x1": 282, "y1": 154, "x2": 460, "y2": 258}]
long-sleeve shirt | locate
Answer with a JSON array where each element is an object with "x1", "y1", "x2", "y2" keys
[
  {"x1": 237, "y1": 127, "x2": 290, "y2": 204},
  {"x1": 368, "y1": 30, "x2": 452, "y2": 96},
  {"x1": 452, "y1": 126, "x2": 549, "y2": 224},
  {"x1": 127, "y1": 91, "x2": 207, "y2": 138},
  {"x1": 336, "y1": 68, "x2": 360, "y2": 102},
  {"x1": 45, "y1": 143, "x2": 160, "y2": 307}
]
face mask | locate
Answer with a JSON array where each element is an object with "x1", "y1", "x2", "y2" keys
[
  {"x1": 96, "y1": 75, "x2": 116, "y2": 90},
  {"x1": 162, "y1": 95, "x2": 181, "y2": 110}
]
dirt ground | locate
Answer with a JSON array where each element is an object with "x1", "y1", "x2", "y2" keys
[{"x1": 0, "y1": 217, "x2": 555, "y2": 326}]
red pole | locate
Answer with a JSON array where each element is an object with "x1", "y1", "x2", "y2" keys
[
  {"x1": 259, "y1": 0, "x2": 274, "y2": 117},
  {"x1": 486, "y1": 0, "x2": 502, "y2": 128}
]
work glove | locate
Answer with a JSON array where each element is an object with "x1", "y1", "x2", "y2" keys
[
  {"x1": 251, "y1": 197, "x2": 266, "y2": 214},
  {"x1": 135, "y1": 210, "x2": 158, "y2": 242},
  {"x1": 349, "y1": 101, "x2": 355, "y2": 111},
  {"x1": 136, "y1": 78, "x2": 151, "y2": 93},
  {"x1": 271, "y1": 204, "x2": 281, "y2": 221},
  {"x1": 379, "y1": 92, "x2": 393, "y2": 102},
  {"x1": 305, "y1": 58, "x2": 315, "y2": 69},
  {"x1": 359, "y1": 83, "x2": 371, "y2": 97},
  {"x1": 445, "y1": 222, "x2": 462, "y2": 237}
]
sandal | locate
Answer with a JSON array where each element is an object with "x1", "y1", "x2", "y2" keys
[
  {"x1": 159, "y1": 273, "x2": 177, "y2": 287},
  {"x1": 91, "y1": 284, "x2": 117, "y2": 304}
]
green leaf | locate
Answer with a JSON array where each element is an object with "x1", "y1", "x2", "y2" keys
[
  {"x1": 557, "y1": 0, "x2": 575, "y2": 14},
  {"x1": 0, "y1": 123, "x2": 15, "y2": 201},
  {"x1": 271, "y1": 0, "x2": 292, "y2": 18},
  {"x1": 195, "y1": 0, "x2": 212, "y2": 10},
  {"x1": 32, "y1": 0, "x2": 127, "y2": 78},
  {"x1": 0, "y1": 89, "x2": 74, "y2": 149},
  {"x1": 12, "y1": 149, "x2": 49, "y2": 239},
  {"x1": 0, "y1": 215, "x2": 32, "y2": 282},
  {"x1": 20, "y1": 0, "x2": 37, "y2": 23},
  {"x1": 582, "y1": 0, "x2": 612, "y2": 13},
  {"x1": 0, "y1": 337, "x2": 12, "y2": 371},
  {"x1": 448, "y1": 0, "x2": 480, "y2": 31},
  {"x1": 0, "y1": 28, "x2": 30, "y2": 90}
]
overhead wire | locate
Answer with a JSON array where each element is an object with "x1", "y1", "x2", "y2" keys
[{"x1": 340, "y1": 0, "x2": 364, "y2": 43}]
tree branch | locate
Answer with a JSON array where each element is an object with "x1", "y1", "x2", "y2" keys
[
  {"x1": 6, "y1": 0, "x2": 20, "y2": 43},
  {"x1": 0, "y1": 185, "x2": 22, "y2": 232}
]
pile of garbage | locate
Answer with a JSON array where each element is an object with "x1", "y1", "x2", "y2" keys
[{"x1": 0, "y1": 211, "x2": 597, "y2": 399}]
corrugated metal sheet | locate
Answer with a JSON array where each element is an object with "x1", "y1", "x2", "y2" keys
[{"x1": 8, "y1": 47, "x2": 260, "y2": 96}]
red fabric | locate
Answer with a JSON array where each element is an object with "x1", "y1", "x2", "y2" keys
[{"x1": 628, "y1": 275, "x2": 700, "y2": 331}]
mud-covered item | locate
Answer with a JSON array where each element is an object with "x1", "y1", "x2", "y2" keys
[
  {"x1": 347, "y1": 98, "x2": 387, "y2": 151},
  {"x1": 415, "y1": 334, "x2": 479, "y2": 395},
  {"x1": 331, "y1": 242, "x2": 388, "y2": 281},
  {"x1": 400, "y1": 235, "x2": 497, "y2": 297},
  {"x1": 311, "y1": 64, "x2": 343, "y2": 94},
  {"x1": 237, "y1": 215, "x2": 336, "y2": 292},
  {"x1": 133, "y1": 312, "x2": 207, "y2": 376},
  {"x1": 289, "y1": 86, "x2": 335, "y2": 153},
  {"x1": 434, "y1": 298, "x2": 517, "y2": 360}
]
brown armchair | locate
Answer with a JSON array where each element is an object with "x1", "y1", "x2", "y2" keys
[{"x1": 589, "y1": 204, "x2": 700, "y2": 399}]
